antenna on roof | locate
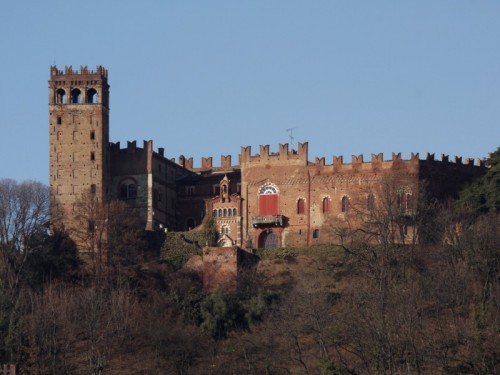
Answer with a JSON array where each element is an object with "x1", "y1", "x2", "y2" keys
[{"x1": 286, "y1": 127, "x2": 296, "y2": 149}]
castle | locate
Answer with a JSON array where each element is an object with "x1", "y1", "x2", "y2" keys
[{"x1": 49, "y1": 66, "x2": 486, "y2": 250}]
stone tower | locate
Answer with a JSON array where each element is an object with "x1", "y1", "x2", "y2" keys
[{"x1": 49, "y1": 65, "x2": 110, "y2": 231}]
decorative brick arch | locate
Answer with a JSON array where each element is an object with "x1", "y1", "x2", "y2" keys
[{"x1": 258, "y1": 183, "x2": 279, "y2": 195}]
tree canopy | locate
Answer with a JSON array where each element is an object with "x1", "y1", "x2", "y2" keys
[{"x1": 459, "y1": 147, "x2": 500, "y2": 213}]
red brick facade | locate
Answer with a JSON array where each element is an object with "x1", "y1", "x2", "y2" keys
[{"x1": 49, "y1": 66, "x2": 486, "y2": 250}]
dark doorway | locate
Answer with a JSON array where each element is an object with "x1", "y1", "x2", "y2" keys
[{"x1": 259, "y1": 230, "x2": 279, "y2": 248}]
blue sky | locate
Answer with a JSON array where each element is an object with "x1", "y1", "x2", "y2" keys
[{"x1": 1, "y1": 1, "x2": 499, "y2": 184}]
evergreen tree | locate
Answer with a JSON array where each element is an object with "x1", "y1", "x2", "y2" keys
[{"x1": 460, "y1": 147, "x2": 500, "y2": 213}]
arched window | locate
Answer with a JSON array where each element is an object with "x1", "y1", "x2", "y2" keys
[
  {"x1": 341, "y1": 196, "x2": 349, "y2": 212},
  {"x1": 70, "y1": 88, "x2": 82, "y2": 104},
  {"x1": 367, "y1": 193, "x2": 375, "y2": 211},
  {"x1": 297, "y1": 198, "x2": 305, "y2": 214},
  {"x1": 213, "y1": 209, "x2": 218, "y2": 217},
  {"x1": 119, "y1": 179, "x2": 137, "y2": 199},
  {"x1": 227, "y1": 208, "x2": 232, "y2": 216},
  {"x1": 223, "y1": 208, "x2": 227, "y2": 217},
  {"x1": 86, "y1": 88, "x2": 98, "y2": 103},
  {"x1": 232, "y1": 208, "x2": 237, "y2": 216},
  {"x1": 259, "y1": 184, "x2": 279, "y2": 195},
  {"x1": 322, "y1": 197, "x2": 330, "y2": 213},
  {"x1": 313, "y1": 229, "x2": 320, "y2": 239},
  {"x1": 218, "y1": 209, "x2": 222, "y2": 217},
  {"x1": 56, "y1": 89, "x2": 66, "y2": 104}
]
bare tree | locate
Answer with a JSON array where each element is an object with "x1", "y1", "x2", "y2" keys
[
  {"x1": 73, "y1": 193, "x2": 144, "y2": 278},
  {"x1": 0, "y1": 179, "x2": 49, "y2": 291}
]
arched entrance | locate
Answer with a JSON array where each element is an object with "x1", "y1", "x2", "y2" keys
[{"x1": 259, "y1": 230, "x2": 279, "y2": 248}]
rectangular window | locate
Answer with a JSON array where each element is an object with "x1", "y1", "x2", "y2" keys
[
  {"x1": 90, "y1": 152, "x2": 95, "y2": 161},
  {"x1": 90, "y1": 131, "x2": 95, "y2": 140},
  {"x1": 57, "y1": 116, "x2": 62, "y2": 125}
]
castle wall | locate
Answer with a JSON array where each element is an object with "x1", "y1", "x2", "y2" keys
[
  {"x1": 110, "y1": 140, "x2": 180, "y2": 230},
  {"x1": 242, "y1": 145, "x2": 423, "y2": 247},
  {"x1": 49, "y1": 65, "x2": 487, "y2": 252}
]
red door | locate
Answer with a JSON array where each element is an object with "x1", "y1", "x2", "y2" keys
[{"x1": 259, "y1": 194, "x2": 278, "y2": 215}]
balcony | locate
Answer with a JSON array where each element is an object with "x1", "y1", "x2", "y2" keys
[{"x1": 252, "y1": 214, "x2": 285, "y2": 227}]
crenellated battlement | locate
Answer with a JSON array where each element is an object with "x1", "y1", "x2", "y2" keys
[
  {"x1": 109, "y1": 140, "x2": 161, "y2": 157},
  {"x1": 50, "y1": 65, "x2": 108, "y2": 78},
  {"x1": 239, "y1": 143, "x2": 486, "y2": 173},
  {"x1": 177, "y1": 154, "x2": 238, "y2": 172},
  {"x1": 426, "y1": 153, "x2": 484, "y2": 167},
  {"x1": 240, "y1": 142, "x2": 309, "y2": 165}
]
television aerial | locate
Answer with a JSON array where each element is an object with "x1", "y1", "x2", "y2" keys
[{"x1": 286, "y1": 127, "x2": 297, "y2": 149}]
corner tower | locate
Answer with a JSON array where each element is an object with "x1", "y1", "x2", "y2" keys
[{"x1": 49, "y1": 65, "x2": 110, "y2": 227}]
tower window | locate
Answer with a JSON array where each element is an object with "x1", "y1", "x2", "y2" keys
[
  {"x1": 90, "y1": 131, "x2": 95, "y2": 140},
  {"x1": 90, "y1": 184, "x2": 96, "y2": 195},
  {"x1": 90, "y1": 152, "x2": 95, "y2": 161},
  {"x1": 86, "y1": 88, "x2": 98, "y2": 104},
  {"x1": 57, "y1": 116, "x2": 62, "y2": 125},
  {"x1": 313, "y1": 229, "x2": 320, "y2": 239},
  {"x1": 56, "y1": 89, "x2": 66, "y2": 104},
  {"x1": 70, "y1": 88, "x2": 82, "y2": 104}
]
